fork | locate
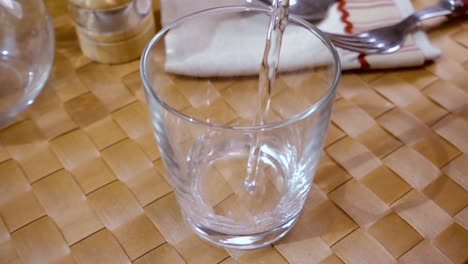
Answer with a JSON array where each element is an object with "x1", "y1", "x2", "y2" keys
[{"x1": 326, "y1": 0, "x2": 468, "y2": 54}]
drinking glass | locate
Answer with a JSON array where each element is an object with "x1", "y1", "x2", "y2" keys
[
  {"x1": 0, "y1": 0, "x2": 55, "y2": 125},
  {"x1": 141, "y1": 6, "x2": 340, "y2": 250}
]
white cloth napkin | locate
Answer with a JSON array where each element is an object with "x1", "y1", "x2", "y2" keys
[{"x1": 160, "y1": 0, "x2": 441, "y2": 77}]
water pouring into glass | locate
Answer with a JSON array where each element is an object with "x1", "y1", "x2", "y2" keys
[{"x1": 141, "y1": 0, "x2": 340, "y2": 249}]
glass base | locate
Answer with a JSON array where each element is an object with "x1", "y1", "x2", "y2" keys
[{"x1": 186, "y1": 215, "x2": 299, "y2": 250}]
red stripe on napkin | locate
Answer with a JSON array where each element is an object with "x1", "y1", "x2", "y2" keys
[
  {"x1": 338, "y1": 0, "x2": 353, "y2": 33},
  {"x1": 338, "y1": 0, "x2": 370, "y2": 69},
  {"x1": 358, "y1": 54, "x2": 370, "y2": 69}
]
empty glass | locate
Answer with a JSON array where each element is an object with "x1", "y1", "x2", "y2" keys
[
  {"x1": 0, "y1": 0, "x2": 55, "y2": 125},
  {"x1": 141, "y1": 6, "x2": 340, "y2": 249}
]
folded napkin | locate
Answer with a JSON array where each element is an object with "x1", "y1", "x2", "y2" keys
[{"x1": 160, "y1": 0, "x2": 441, "y2": 77}]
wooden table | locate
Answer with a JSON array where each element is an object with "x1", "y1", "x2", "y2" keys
[{"x1": 0, "y1": 1, "x2": 467, "y2": 263}]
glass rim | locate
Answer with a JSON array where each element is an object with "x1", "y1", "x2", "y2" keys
[{"x1": 140, "y1": 5, "x2": 341, "y2": 131}]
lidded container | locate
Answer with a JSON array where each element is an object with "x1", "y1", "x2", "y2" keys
[{"x1": 68, "y1": 0, "x2": 155, "y2": 64}]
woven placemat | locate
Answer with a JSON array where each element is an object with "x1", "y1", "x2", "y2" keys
[{"x1": 0, "y1": 0, "x2": 467, "y2": 263}]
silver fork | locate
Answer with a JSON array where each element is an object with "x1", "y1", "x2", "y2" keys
[{"x1": 327, "y1": 0, "x2": 468, "y2": 54}]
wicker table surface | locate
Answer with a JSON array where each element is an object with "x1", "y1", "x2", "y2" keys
[{"x1": 0, "y1": 1, "x2": 467, "y2": 263}]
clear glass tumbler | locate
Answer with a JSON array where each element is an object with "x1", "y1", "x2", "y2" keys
[
  {"x1": 0, "y1": 0, "x2": 55, "y2": 125},
  {"x1": 141, "y1": 6, "x2": 340, "y2": 250}
]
